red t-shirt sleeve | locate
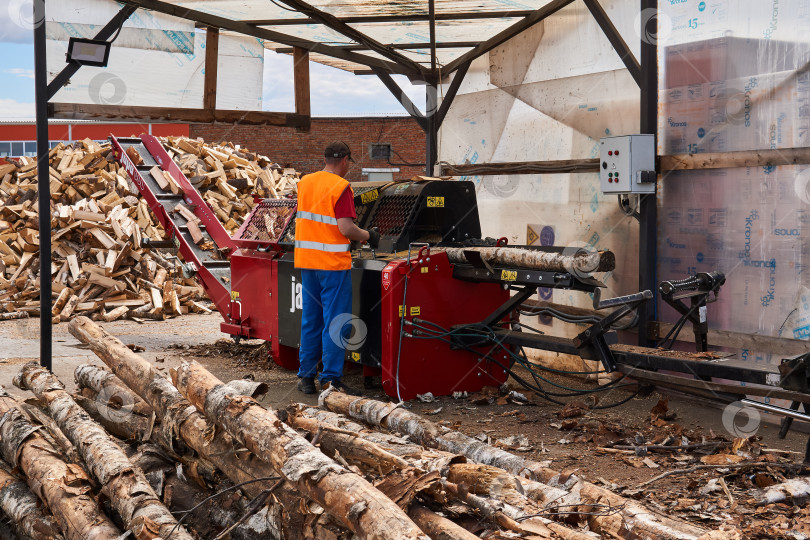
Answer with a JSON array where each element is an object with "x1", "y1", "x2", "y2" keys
[{"x1": 334, "y1": 186, "x2": 357, "y2": 219}]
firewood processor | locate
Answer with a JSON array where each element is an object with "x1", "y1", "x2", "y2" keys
[{"x1": 111, "y1": 134, "x2": 810, "y2": 452}]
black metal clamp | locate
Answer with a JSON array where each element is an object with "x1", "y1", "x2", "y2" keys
[{"x1": 659, "y1": 271, "x2": 725, "y2": 352}]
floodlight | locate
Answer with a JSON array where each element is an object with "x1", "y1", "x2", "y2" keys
[{"x1": 67, "y1": 37, "x2": 111, "y2": 67}]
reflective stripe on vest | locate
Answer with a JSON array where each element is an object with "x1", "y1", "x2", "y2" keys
[
  {"x1": 296, "y1": 210, "x2": 338, "y2": 225},
  {"x1": 294, "y1": 240, "x2": 350, "y2": 252}
]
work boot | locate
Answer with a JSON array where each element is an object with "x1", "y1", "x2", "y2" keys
[
  {"x1": 323, "y1": 378, "x2": 359, "y2": 396},
  {"x1": 297, "y1": 377, "x2": 316, "y2": 394}
]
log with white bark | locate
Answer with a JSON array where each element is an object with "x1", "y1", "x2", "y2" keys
[
  {"x1": 67, "y1": 316, "x2": 348, "y2": 540},
  {"x1": 74, "y1": 364, "x2": 152, "y2": 417},
  {"x1": 439, "y1": 246, "x2": 615, "y2": 273},
  {"x1": 172, "y1": 359, "x2": 431, "y2": 540},
  {"x1": 14, "y1": 363, "x2": 194, "y2": 540},
  {"x1": 0, "y1": 464, "x2": 63, "y2": 540},
  {"x1": 320, "y1": 388, "x2": 551, "y2": 479},
  {"x1": 288, "y1": 407, "x2": 596, "y2": 539},
  {"x1": 72, "y1": 393, "x2": 154, "y2": 441},
  {"x1": 0, "y1": 389, "x2": 122, "y2": 540},
  {"x1": 320, "y1": 389, "x2": 715, "y2": 540}
]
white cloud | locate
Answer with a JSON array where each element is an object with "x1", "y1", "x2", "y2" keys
[
  {"x1": 5, "y1": 68, "x2": 33, "y2": 79},
  {"x1": 0, "y1": 98, "x2": 34, "y2": 119}
]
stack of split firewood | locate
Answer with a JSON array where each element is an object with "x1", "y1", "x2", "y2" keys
[
  {"x1": 0, "y1": 316, "x2": 739, "y2": 539},
  {"x1": 0, "y1": 137, "x2": 300, "y2": 323}
]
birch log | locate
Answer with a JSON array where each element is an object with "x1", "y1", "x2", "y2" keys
[
  {"x1": 67, "y1": 316, "x2": 348, "y2": 540},
  {"x1": 172, "y1": 360, "x2": 431, "y2": 540},
  {"x1": 0, "y1": 389, "x2": 122, "y2": 540},
  {"x1": 0, "y1": 464, "x2": 63, "y2": 540},
  {"x1": 440, "y1": 246, "x2": 615, "y2": 273},
  {"x1": 320, "y1": 389, "x2": 714, "y2": 540},
  {"x1": 14, "y1": 363, "x2": 194, "y2": 540},
  {"x1": 74, "y1": 364, "x2": 152, "y2": 417},
  {"x1": 407, "y1": 505, "x2": 479, "y2": 540}
]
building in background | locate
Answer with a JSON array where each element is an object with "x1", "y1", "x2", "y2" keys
[{"x1": 0, "y1": 116, "x2": 425, "y2": 182}]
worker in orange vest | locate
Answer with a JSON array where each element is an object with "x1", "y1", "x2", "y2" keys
[{"x1": 294, "y1": 142, "x2": 380, "y2": 394}]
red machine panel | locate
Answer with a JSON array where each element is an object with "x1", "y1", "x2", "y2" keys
[
  {"x1": 381, "y1": 251, "x2": 511, "y2": 400},
  {"x1": 222, "y1": 250, "x2": 299, "y2": 370}
]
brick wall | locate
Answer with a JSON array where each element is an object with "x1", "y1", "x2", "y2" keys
[{"x1": 189, "y1": 117, "x2": 426, "y2": 182}]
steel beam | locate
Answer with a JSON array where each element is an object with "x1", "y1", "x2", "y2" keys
[
  {"x1": 35, "y1": 0, "x2": 51, "y2": 370},
  {"x1": 583, "y1": 0, "x2": 641, "y2": 86},
  {"x1": 245, "y1": 11, "x2": 535, "y2": 25},
  {"x1": 120, "y1": 0, "x2": 410, "y2": 76},
  {"x1": 47, "y1": 4, "x2": 136, "y2": 100},
  {"x1": 638, "y1": 0, "x2": 658, "y2": 347},
  {"x1": 274, "y1": 0, "x2": 427, "y2": 76},
  {"x1": 435, "y1": 60, "x2": 471, "y2": 128},
  {"x1": 371, "y1": 68, "x2": 428, "y2": 132},
  {"x1": 443, "y1": 0, "x2": 575, "y2": 74}
]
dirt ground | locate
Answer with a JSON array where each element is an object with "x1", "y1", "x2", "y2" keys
[{"x1": 1, "y1": 313, "x2": 809, "y2": 538}]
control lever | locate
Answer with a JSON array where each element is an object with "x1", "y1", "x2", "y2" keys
[{"x1": 593, "y1": 288, "x2": 654, "y2": 310}]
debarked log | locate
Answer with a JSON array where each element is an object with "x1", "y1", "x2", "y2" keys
[
  {"x1": 14, "y1": 363, "x2": 194, "y2": 540},
  {"x1": 172, "y1": 360, "x2": 430, "y2": 540},
  {"x1": 0, "y1": 463, "x2": 64, "y2": 540},
  {"x1": 439, "y1": 246, "x2": 615, "y2": 273},
  {"x1": 67, "y1": 316, "x2": 348, "y2": 540},
  {"x1": 0, "y1": 389, "x2": 122, "y2": 540}
]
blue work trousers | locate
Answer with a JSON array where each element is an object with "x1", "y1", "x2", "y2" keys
[{"x1": 298, "y1": 269, "x2": 352, "y2": 383}]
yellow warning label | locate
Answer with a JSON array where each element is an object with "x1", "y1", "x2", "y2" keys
[
  {"x1": 427, "y1": 196, "x2": 445, "y2": 208},
  {"x1": 399, "y1": 305, "x2": 406, "y2": 317},
  {"x1": 230, "y1": 291, "x2": 240, "y2": 300},
  {"x1": 501, "y1": 270, "x2": 517, "y2": 281},
  {"x1": 421, "y1": 266, "x2": 428, "y2": 273},
  {"x1": 351, "y1": 352, "x2": 361, "y2": 362},
  {"x1": 360, "y1": 189, "x2": 379, "y2": 204},
  {"x1": 410, "y1": 306, "x2": 421, "y2": 316},
  {"x1": 526, "y1": 225, "x2": 539, "y2": 246}
]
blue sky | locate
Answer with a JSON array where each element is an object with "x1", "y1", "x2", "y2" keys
[{"x1": 0, "y1": 0, "x2": 426, "y2": 119}]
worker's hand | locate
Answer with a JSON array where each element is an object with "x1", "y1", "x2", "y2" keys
[{"x1": 367, "y1": 227, "x2": 380, "y2": 249}]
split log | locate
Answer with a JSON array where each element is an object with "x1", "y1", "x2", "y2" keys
[
  {"x1": 67, "y1": 316, "x2": 346, "y2": 539},
  {"x1": 440, "y1": 246, "x2": 615, "y2": 273},
  {"x1": 0, "y1": 464, "x2": 64, "y2": 540},
  {"x1": 172, "y1": 360, "x2": 431, "y2": 540},
  {"x1": 14, "y1": 363, "x2": 194, "y2": 540},
  {"x1": 320, "y1": 389, "x2": 714, "y2": 540},
  {"x1": 0, "y1": 389, "x2": 122, "y2": 540},
  {"x1": 51, "y1": 287, "x2": 73, "y2": 315}
]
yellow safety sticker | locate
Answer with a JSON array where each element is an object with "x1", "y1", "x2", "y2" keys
[
  {"x1": 230, "y1": 291, "x2": 240, "y2": 300},
  {"x1": 399, "y1": 305, "x2": 406, "y2": 317},
  {"x1": 421, "y1": 266, "x2": 428, "y2": 273},
  {"x1": 427, "y1": 196, "x2": 445, "y2": 208},
  {"x1": 361, "y1": 189, "x2": 379, "y2": 204},
  {"x1": 501, "y1": 270, "x2": 517, "y2": 281},
  {"x1": 410, "y1": 306, "x2": 421, "y2": 316},
  {"x1": 352, "y1": 352, "x2": 361, "y2": 362}
]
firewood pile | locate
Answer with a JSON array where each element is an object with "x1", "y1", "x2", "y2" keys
[
  {"x1": 0, "y1": 316, "x2": 751, "y2": 539},
  {"x1": 0, "y1": 136, "x2": 300, "y2": 323}
]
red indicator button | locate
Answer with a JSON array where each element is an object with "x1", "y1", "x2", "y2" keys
[
  {"x1": 615, "y1": 150, "x2": 619, "y2": 155},
  {"x1": 608, "y1": 151, "x2": 613, "y2": 156}
]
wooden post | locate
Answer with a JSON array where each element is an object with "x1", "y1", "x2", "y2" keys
[
  {"x1": 204, "y1": 27, "x2": 219, "y2": 111},
  {"x1": 293, "y1": 46, "x2": 311, "y2": 130}
]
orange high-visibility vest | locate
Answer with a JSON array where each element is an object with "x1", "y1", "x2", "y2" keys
[{"x1": 294, "y1": 171, "x2": 353, "y2": 270}]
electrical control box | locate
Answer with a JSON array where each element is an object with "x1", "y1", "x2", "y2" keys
[{"x1": 599, "y1": 135, "x2": 656, "y2": 194}]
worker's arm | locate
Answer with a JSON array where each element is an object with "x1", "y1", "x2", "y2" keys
[{"x1": 337, "y1": 217, "x2": 370, "y2": 242}]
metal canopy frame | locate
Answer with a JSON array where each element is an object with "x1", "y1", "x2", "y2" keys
[{"x1": 35, "y1": 0, "x2": 656, "y2": 370}]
